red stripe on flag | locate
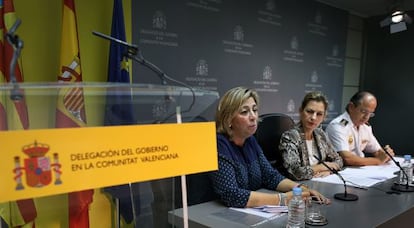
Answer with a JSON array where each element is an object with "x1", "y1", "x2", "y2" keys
[
  {"x1": 69, "y1": 190, "x2": 94, "y2": 228},
  {"x1": 63, "y1": 0, "x2": 76, "y2": 12},
  {"x1": 63, "y1": 88, "x2": 84, "y2": 111},
  {"x1": 16, "y1": 199, "x2": 37, "y2": 223},
  {"x1": 3, "y1": 0, "x2": 14, "y2": 13}
]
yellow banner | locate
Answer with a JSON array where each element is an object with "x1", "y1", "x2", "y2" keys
[{"x1": 0, "y1": 122, "x2": 217, "y2": 203}]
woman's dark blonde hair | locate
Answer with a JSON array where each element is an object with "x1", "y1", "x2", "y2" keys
[
  {"x1": 215, "y1": 87, "x2": 259, "y2": 137},
  {"x1": 300, "y1": 91, "x2": 329, "y2": 113}
]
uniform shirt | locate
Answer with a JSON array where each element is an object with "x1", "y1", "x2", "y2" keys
[
  {"x1": 209, "y1": 134, "x2": 286, "y2": 208},
  {"x1": 326, "y1": 112, "x2": 381, "y2": 157}
]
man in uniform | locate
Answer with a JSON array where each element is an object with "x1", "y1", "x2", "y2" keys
[{"x1": 326, "y1": 91, "x2": 395, "y2": 166}]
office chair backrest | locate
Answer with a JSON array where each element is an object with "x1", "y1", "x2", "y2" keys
[
  {"x1": 174, "y1": 116, "x2": 217, "y2": 207},
  {"x1": 254, "y1": 113, "x2": 294, "y2": 174}
]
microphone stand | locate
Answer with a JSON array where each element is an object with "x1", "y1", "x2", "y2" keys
[
  {"x1": 314, "y1": 155, "x2": 358, "y2": 201},
  {"x1": 5, "y1": 18, "x2": 24, "y2": 101},
  {"x1": 92, "y1": 31, "x2": 196, "y2": 123},
  {"x1": 382, "y1": 148, "x2": 414, "y2": 192}
]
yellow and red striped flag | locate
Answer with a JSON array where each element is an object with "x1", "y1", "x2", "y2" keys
[
  {"x1": 1, "y1": 0, "x2": 37, "y2": 227},
  {"x1": 56, "y1": 0, "x2": 93, "y2": 227},
  {"x1": 1, "y1": 0, "x2": 28, "y2": 130}
]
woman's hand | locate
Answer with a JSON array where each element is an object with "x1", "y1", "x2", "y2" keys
[
  {"x1": 283, "y1": 188, "x2": 330, "y2": 205},
  {"x1": 325, "y1": 162, "x2": 340, "y2": 171},
  {"x1": 313, "y1": 162, "x2": 340, "y2": 176},
  {"x1": 313, "y1": 170, "x2": 331, "y2": 178},
  {"x1": 308, "y1": 188, "x2": 330, "y2": 204}
]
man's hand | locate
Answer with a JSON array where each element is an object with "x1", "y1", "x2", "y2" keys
[
  {"x1": 377, "y1": 145, "x2": 394, "y2": 163},
  {"x1": 384, "y1": 145, "x2": 395, "y2": 156}
]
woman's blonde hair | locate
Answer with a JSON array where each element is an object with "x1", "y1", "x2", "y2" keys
[
  {"x1": 300, "y1": 91, "x2": 329, "y2": 113},
  {"x1": 215, "y1": 87, "x2": 259, "y2": 137}
]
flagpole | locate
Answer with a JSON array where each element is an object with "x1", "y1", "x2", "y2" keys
[
  {"x1": 176, "y1": 106, "x2": 188, "y2": 228},
  {"x1": 128, "y1": 182, "x2": 137, "y2": 227},
  {"x1": 115, "y1": 198, "x2": 120, "y2": 228}
]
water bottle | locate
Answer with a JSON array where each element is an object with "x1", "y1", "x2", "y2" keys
[
  {"x1": 399, "y1": 155, "x2": 413, "y2": 185},
  {"x1": 286, "y1": 187, "x2": 305, "y2": 228}
]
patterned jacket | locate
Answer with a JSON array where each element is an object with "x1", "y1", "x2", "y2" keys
[{"x1": 279, "y1": 123, "x2": 343, "y2": 180}]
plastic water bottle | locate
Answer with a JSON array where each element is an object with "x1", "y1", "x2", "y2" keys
[
  {"x1": 286, "y1": 187, "x2": 305, "y2": 228},
  {"x1": 399, "y1": 155, "x2": 413, "y2": 185}
]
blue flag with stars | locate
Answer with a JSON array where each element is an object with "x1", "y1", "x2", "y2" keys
[
  {"x1": 104, "y1": 0, "x2": 135, "y2": 125},
  {"x1": 103, "y1": 0, "x2": 140, "y2": 225}
]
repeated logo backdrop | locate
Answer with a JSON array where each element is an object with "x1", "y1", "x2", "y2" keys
[{"x1": 131, "y1": 0, "x2": 348, "y2": 123}]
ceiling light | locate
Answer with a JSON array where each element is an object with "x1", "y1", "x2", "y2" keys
[
  {"x1": 391, "y1": 11, "x2": 404, "y2": 23},
  {"x1": 380, "y1": 10, "x2": 412, "y2": 34}
]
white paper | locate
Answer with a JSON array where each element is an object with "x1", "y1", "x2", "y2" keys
[
  {"x1": 230, "y1": 205, "x2": 287, "y2": 218},
  {"x1": 312, "y1": 159, "x2": 400, "y2": 187}
]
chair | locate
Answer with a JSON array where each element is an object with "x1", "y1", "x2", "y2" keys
[
  {"x1": 254, "y1": 113, "x2": 294, "y2": 175},
  {"x1": 174, "y1": 171, "x2": 217, "y2": 208}
]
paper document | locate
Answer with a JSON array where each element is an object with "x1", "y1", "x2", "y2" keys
[
  {"x1": 230, "y1": 205, "x2": 287, "y2": 218},
  {"x1": 312, "y1": 160, "x2": 400, "y2": 187}
]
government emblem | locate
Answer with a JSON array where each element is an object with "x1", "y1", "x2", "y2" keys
[{"x1": 13, "y1": 141, "x2": 62, "y2": 190}]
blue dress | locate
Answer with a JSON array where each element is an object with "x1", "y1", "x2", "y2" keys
[{"x1": 209, "y1": 134, "x2": 286, "y2": 207}]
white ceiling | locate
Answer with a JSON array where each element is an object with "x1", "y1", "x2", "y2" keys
[{"x1": 317, "y1": 0, "x2": 414, "y2": 17}]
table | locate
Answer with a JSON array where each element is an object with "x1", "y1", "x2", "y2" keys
[{"x1": 169, "y1": 178, "x2": 414, "y2": 227}]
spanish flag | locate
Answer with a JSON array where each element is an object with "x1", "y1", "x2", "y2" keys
[
  {"x1": 1, "y1": 0, "x2": 37, "y2": 227},
  {"x1": 56, "y1": 0, "x2": 93, "y2": 227}
]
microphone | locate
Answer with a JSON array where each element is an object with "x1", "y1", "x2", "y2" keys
[
  {"x1": 313, "y1": 155, "x2": 358, "y2": 201},
  {"x1": 92, "y1": 31, "x2": 168, "y2": 85},
  {"x1": 92, "y1": 31, "x2": 138, "y2": 55},
  {"x1": 382, "y1": 146, "x2": 414, "y2": 192},
  {"x1": 92, "y1": 30, "x2": 196, "y2": 122},
  {"x1": 5, "y1": 18, "x2": 24, "y2": 101},
  {"x1": 5, "y1": 18, "x2": 22, "y2": 48}
]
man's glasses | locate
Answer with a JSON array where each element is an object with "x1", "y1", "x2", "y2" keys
[{"x1": 358, "y1": 108, "x2": 375, "y2": 118}]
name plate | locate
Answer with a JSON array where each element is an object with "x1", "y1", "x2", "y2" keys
[{"x1": 0, "y1": 122, "x2": 217, "y2": 203}]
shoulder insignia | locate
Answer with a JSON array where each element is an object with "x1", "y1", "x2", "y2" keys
[{"x1": 340, "y1": 119, "x2": 348, "y2": 126}]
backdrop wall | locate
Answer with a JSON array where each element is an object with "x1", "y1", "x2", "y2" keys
[{"x1": 131, "y1": 0, "x2": 348, "y2": 123}]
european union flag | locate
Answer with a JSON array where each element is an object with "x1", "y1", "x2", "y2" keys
[
  {"x1": 104, "y1": 0, "x2": 135, "y2": 125},
  {"x1": 103, "y1": 0, "x2": 140, "y2": 225}
]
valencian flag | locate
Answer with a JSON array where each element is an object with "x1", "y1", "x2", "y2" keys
[
  {"x1": 1, "y1": 0, "x2": 37, "y2": 227},
  {"x1": 56, "y1": 0, "x2": 93, "y2": 227},
  {"x1": 103, "y1": 0, "x2": 141, "y2": 225},
  {"x1": 0, "y1": 60, "x2": 6, "y2": 131}
]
